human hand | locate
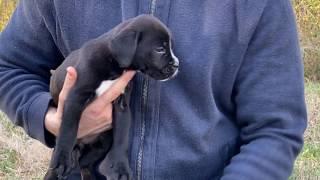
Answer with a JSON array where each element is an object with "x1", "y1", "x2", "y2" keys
[{"x1": 45, "y1": 67, "x2": 136, "y2": 139}]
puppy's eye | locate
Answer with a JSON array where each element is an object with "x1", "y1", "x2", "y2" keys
[{"x1": 155, "y1": 47, "x2": 166, "y2": 54}]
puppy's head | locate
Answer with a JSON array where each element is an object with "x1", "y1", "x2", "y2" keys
[{"x1": 110, "y1": 14, "x2": 179, "y2": 81}]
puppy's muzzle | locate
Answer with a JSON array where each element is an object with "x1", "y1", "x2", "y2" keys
[{"x1": 160, "y1": 56, "x2": 179, "y2": 81}]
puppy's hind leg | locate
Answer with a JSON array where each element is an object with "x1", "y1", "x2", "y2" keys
[
  {"x1": 78, "y1": 130, "x2": 113, "y2": 180},
  {"x1": 103, "y1": 83, "x2": 133, "y2": 180}
]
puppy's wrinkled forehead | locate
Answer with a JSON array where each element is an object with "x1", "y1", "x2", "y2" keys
[
  {"x1": 133, "y1": 15, "x2": 170, "y2": 32},
  {"x1": 125, "y1": 15, "x2": 171, "y2": 39}
]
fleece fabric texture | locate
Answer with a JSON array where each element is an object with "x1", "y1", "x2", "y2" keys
[{"x1": 0, "y1": 0, "x2": 307, "y2": 179}]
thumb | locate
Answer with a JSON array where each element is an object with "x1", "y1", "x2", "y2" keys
[{"x1": 57, "y1": 66, "x2": 77, "y2": 114}]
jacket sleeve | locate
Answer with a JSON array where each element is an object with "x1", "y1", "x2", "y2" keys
[
  {"x1": 0, "y1": 0, "x2": 63, "y2": 147},
  {"x1": 221, "y1": 0, "x2": 307, "y2": 179}
]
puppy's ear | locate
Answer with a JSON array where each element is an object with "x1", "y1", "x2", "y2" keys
[{"x1": 111, "y1": 30, "x2": 139, "y2": 68}]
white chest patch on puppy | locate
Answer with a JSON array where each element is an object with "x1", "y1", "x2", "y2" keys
[{"x1": 95, "y1": 80, "x2": 117, "y2": 96}]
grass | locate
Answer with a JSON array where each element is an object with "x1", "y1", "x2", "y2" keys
[
  {"x1": 0, "y1": 113, "x2": 51, "y2": 179},
  {"x1": 292, "y1": 143, "x2": 320, "y2": 179},
  {"x1": 0, "y1": 148, "x2": 18, "y2": 177},
  {"x1": 290, "y1": 82, "x2": 320, "y2": 180},
  {"x1": 301, "y1": 143, "x2": 320, "y2": 159}
]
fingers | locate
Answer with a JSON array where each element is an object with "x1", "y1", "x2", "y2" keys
[
  {"x1": 77, "y1": 103, "x2": 113, "y2": 138},
  {"x1": 91, "y1": 124, "x2": 112, "y2": 135},
  {"x1": 78, "y1": 121, "x2": 112, "y2": 139},
  {"x1": 44, "y1": 106, "x2": 60, "y2": 136},
  {"x1": 57, "y1": 67, "x2": 77, "y2": 114},
  {"x1": 100, "y1": 70, "x2": 136, "y2": 103}
]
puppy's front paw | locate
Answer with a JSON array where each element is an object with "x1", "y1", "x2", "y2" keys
[
  {"x1": 44, "y1": 164, "x2": 73, "y2": 180},
  {"x1": 45, "y1": 155, "x2": 75, "y2": 180},
  {"x1": 44, "y1": 168, "x2": 58, "y2": 180},
  {"x1": 103, "y1": 154, "x2": 132, "y2": 180},
  {"x1": 106, "y1": 163, "x2": 132, "y2": 180}
]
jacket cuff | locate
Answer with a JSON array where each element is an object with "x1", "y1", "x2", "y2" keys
[{"x1": 27, "y1": 92, "x2": 55, "y2": 148}]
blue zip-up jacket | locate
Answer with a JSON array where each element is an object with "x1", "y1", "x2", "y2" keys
[{"x1": 0, "y1": 0, "x2": 307, "y2": 179}]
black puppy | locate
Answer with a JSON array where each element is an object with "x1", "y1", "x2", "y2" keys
[{"x1": 44, "y1": 14, "x2": 179, "y2": 180}]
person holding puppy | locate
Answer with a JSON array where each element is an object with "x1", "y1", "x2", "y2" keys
[{"x1": 0, "y1": 0, "x2": 307, "y2": 180}]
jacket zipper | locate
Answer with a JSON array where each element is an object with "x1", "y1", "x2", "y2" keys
[
  {"x1": 150, "y1": 0, "x2": 157, "y2": 15},
  {"x1": 136, "y1": 2, "x2": 157, "y2": 179},
  {"x1": 137, "y1": 76, "x2": 148, "y2": 180}
]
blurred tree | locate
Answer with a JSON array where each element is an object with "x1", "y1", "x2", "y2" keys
[
  {"x1": 293, "y1": 0, "x2": 320, "y2": 81},
  {"x1": 0, "y1": 0, "x2": 17, "y2": 31}
]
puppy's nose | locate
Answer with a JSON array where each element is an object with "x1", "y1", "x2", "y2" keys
[
  {"x1": 169, "y1": 58, "x2": 179, "y2": 67},
  {"x1": 173, "y1": 58, "x2": 179, "y2": 66},
  {"x1": 169, "y1": 47, "x2": 179, "y2": 67}
]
